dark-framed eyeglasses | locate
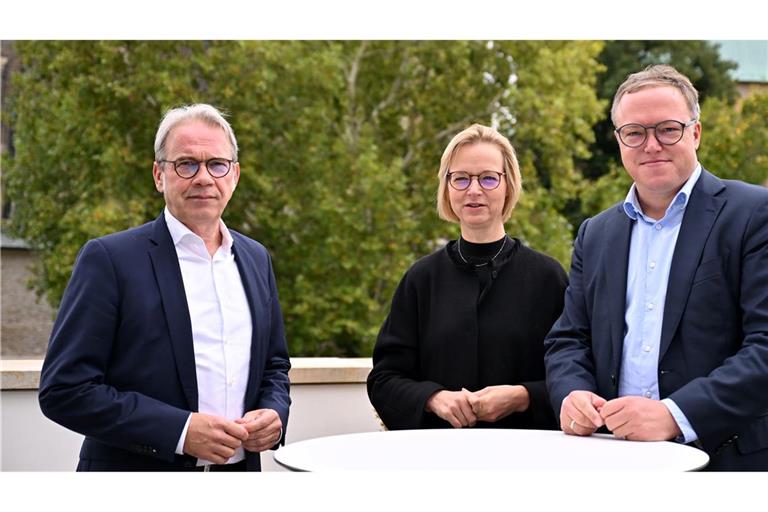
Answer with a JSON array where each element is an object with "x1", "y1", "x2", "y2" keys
[
  {"x1": 447, "y1": 171, "x2": 506, "y2": 191},
  {"x1": 615, "y1": 118, "x2": 698, "y2": 148},
  {"x1": 157, "y1": 157, "x2": 236, "y2": 179}
]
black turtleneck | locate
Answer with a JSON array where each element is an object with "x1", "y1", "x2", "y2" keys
[{"x1": 455, "y1": 236, "x2": 513, "y2": 303}]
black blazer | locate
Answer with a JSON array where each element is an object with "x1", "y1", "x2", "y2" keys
[
  {"x1": 545, "y1": 169, "x2": 768, "y2": 470},
  {"x1": 39, "y1": 213, "x2": 291, "y2": 471}
]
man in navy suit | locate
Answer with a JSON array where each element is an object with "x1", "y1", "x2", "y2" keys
[
  {"x1": 544, "y1": 65, "x2": 768, "y2": 470},
  {"x1": 39, "y1": 104, "x2": 291, "y2": 471}
]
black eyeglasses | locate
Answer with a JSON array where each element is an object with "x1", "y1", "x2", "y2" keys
[
  {"x1": 615, "y1": 119, "x2": 698, "y2": 148},
  {"x1": 447, "y1": 171, "x2": 506, "y2": 191},
  {"x1": 157, "y1": 158, "x2": 236, "y2": 179}
]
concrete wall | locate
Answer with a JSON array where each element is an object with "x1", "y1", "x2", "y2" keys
[{"x1": 1, "y1": 249, "x2": 54, "y2": 358}]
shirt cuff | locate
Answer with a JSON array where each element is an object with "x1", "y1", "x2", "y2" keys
[
  {"x1": 175, "y1": 413, "x2": 192, "y2": 455},
  {"x1": 661, "y1": 398, "x2": 699, "y2": 443}
]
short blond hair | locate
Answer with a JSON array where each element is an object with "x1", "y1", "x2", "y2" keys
[
  {"x1": 436, "y1": 124, "x2": 522, "y2": 223},
  {"x1": 611, "y1": 64, "x2": 700, "y2": 126}
]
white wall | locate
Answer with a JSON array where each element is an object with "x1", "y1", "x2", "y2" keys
[
  {"x1": 1, "y1": 389, "x2": 84, "y2": 471},
  {"x1": 1, "y1": 383, "x2": 382, "y2": 471}
]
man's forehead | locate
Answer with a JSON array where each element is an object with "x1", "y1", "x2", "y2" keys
[
  {"x1": 620, "y1": 85, "x2": 686, "y2": 105},
  {"x1": 616, "y1": 86, "x2": 689, "y2": 119},
  {"x1": 166, "y1": 120, "x2": 230, "y2": 149}
]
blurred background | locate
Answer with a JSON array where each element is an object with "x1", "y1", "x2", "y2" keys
[{"x1": 2, "y1": 40, "x2": 766, "y2": 359}]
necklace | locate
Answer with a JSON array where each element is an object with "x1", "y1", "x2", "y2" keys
[{"x1": 457, "y1": 236, "x2": 507, "y2": 267}]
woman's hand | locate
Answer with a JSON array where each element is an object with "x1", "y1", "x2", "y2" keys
[
  {"x1": 466, "y1": 385, "x2": 530, "y2": 423},
  {"x1": 425, "y1": 390, "x2": 477, "y2": 428}
]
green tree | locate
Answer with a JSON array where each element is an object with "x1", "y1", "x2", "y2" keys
[
  {"x1": 495, "y1": 41, "x2": 605, "y2": 264},
  {"x1": 698, "y1": 93, "x2": 768, "y2": 185},
  {"x1": 5, "y1": 40, "x2": 606, "y2": 356},
  {"x1": 4, "y1": 41, "x2": 206, "y2": 302}
]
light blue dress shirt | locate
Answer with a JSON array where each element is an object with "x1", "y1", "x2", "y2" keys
[{"x1": 620, "y1": 164, "x2": 701, "y2": 443}]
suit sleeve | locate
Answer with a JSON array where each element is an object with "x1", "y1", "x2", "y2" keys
[
  {"x1": 367, "y1": 270, "x2": 445, "y2": 430},
  {"x1": 544, "y1": 219, "x2": 600, "y2": 415},
  {"x1": 669, "y1": 200, "x2": 768, "y2": 440},
  {"x1": 38, "y1": 239, "x2": 189, "y2": 462},
  {"x1": 256, "y1": 252, "x2": 291, "y2": 446}
]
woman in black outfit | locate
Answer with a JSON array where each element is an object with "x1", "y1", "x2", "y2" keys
[{"x1": 367, "y1": 124, "x2": 567, "y2": 430}]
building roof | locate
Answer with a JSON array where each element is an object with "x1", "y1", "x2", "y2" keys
[
  {"x1": 714, "y1": 40, "x2": 768, "y2": 83},
  {"x1": 1, "y1": 232, "x2": 30, "y2": 249}
]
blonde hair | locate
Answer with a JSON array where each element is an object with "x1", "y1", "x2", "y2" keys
[
  {"x1": 611, "y1": 64, "x2": 700, "y2": 126},
  {"x1": 436, "y1": 124, "x2": 522, "y2": 223}
]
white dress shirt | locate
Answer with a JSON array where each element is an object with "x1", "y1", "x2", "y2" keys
[{"x1": 165, "y1": 208, "x2": 253, "y2": 465}]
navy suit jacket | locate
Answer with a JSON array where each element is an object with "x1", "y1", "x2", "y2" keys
[
  {"x1": 39, "y1": 213, "x2": 291, "y2": 471},
  {"x1": 544, "y1": 169, "x2": 768, "y2": 470}
]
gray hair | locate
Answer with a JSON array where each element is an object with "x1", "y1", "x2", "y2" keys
[
  {"x1": 611, "y1": 64, "x2": 701, "y2": 127},
  {"x1": 154, "y1": 104, "x2": 238, "y2": 161}
]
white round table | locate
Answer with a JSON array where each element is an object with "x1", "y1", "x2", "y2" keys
[{"x1": 274, "y1": 428, "x2": 709, "y2": 471}]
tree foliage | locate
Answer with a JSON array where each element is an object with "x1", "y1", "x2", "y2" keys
[
  {"x1": 698, "y1": 93, "x2": 768, "y2": 185},
  {"x1": 6, "y1": 41, "x2": 762, "y2": 357}
]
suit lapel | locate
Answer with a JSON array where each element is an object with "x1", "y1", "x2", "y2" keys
[
  {"x1": 604, "y1": 205, "x2": 633, "y2": 374},
  {"x1": 659, "y1": 170, "x2": 726, "y2": 359},
  {"x1": 232, "y1": 236, "x2": 263, "y2": 407},
  {"x1": 148, "y1": 214, "x2": 199, "y2": 410}
]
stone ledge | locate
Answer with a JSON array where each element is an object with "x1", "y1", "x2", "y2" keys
[
  {"x1": 288, "y1": 357, "x2": 372, "y2": 384},
  {"x1": 1, "y1": 359, "x2": 41, "y2": 389},
  {"x1": 1, "y1": 357, "x2": 372, "y2": 390}
]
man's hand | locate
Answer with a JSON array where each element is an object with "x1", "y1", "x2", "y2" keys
[
  {"x1": 561, "y1": 390, "x2": 607, "y2": 436},
  {"x1": 466, "y1": 385, "x2": 529, "y2": 423},
  {"x1": 425, "y1": 390, "x2": 477, "y2": 428},
  {"x1": 183, "y1": 412, "x2": 249, "y2": 464},
  {"x1": 236, "y1": 409, "x2": 283, "y2": 452},
  {"x1": 600, "y1": 396, "x2": 682, "y2": 441}
]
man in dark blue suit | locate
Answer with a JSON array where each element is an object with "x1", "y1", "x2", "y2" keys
[
  {"x1": 544, "y1": 65, "x2": 768, "y2": 470},
  {"x1": 39, "y1": 104, "x2": 291, "y2": 471}
]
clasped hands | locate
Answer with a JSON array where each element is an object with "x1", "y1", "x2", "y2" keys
[
  {"x1": 183, "y1": 409, "x2": 282, "y2": 464},
  {"x1": 425, "y1": 385, "x2": 530, "y2": 428},
  {"x1": 561, "y1": 390, "x2": 681, "y2": 441}
]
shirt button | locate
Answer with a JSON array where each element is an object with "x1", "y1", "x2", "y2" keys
[
  {"x1": 649, "y1": 261, "x2": 656, "y2": 269},
  {"x1": 647, "y1": 302, "x2": 655, "y2": 310},
  {"x1": 643, "y1": 345, "x2": 651, "y2": 353},
  {"x1": 644, "y1": 391, "x2": 652, "y2": 398},
  {"x1": 655, "y1": 224, "x2": 662, "y2": 230},
  {"x1": 228, "y1": 378, "x2": 235, "y2": 387}
]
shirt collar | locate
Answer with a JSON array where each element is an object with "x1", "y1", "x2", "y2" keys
[
  {"x1": 622, "y1": 163, "x2": 702, "y2": 221},
  {"x1": 163, "y1": 207, "x2": 233, "y2": 254}
]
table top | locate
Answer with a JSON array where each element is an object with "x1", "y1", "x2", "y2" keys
[{"x1": 273, "y1": 428, "x2": 709, "y2": 471}]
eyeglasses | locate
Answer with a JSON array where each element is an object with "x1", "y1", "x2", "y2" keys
[
  {"x1": 447, "y1": 171, "x2": 506, "y2": 191},
  {"x1": 615, "y1": 119, "x2": 698, "y2": 148},
  {"x1": 157, "y1": 157, "x2": 236, "y2": 179}
]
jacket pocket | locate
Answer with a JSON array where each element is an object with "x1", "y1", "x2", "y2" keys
[
  {"x1": 691, "y1": 257, "x2": 724, "y2": 286},
  {"x1": 736, "y1": 413, "x2": 768, "y2": 455}
]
